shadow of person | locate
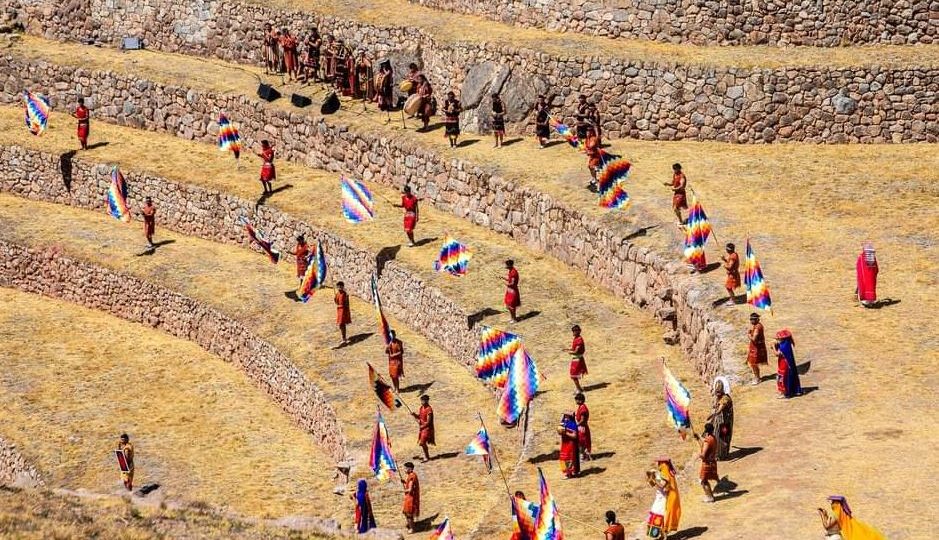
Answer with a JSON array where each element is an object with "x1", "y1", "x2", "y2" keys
[
  {"x1": 457, "y1": 139, "x2": 480, "y2": 148},
  {"x1": 624, "y1": 224, "x2": 660, "y2": 241},
  {"x1": 412, "y1": 513, "x2": 440, "y2": 533},
  {"x1": 582, "y1": 381, "x2": 610, "y2": 392},
  {"x1": 413, "y1": 236, "x2": 439, "y2": 247},
  {"x1": 867, "y1": 298, "x2": 901, "y2": 309},
  {"x1": 516, "y1": 310, "x2": 541, "y2": 322},
  {"x1": 670, "y1": 526, "x2": 709, "y2": 539},
  {"x1": 400, "y1": 381, "x2": 435, "y2": 395},
  {"x1": 728, "y1": 446, "x2": 762, "y2": 462},
  {"x1": 376, "y1": 244, "x2": 401, "y2": 277},
  {"x1": 467, "y1": 307, "x2": 501, "y2": 329},
  {"x1": 501, "y1": 137, "x2": 524, "y2": 147},
  {"x1": 255, "y1": 183, "x2": 294, "y2": 207},
  {"x1": 527, "y1": 450, "x2": 559, "y2": 464},
  {"x1": 86, "y1": 141, "x2": 110, "y2": 150}
]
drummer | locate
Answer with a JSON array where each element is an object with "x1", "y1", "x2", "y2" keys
[
  {"x1": 416, "y1": 74, "x2": 434, "y2": 131},
  {"x1": 405, "y1": 63, "x2": 422, "y2": 96}
]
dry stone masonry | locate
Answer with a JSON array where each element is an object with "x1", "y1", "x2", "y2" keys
[
  {"x1": 11, "y1": 0, "x2": 938, "y2": 143},
  {"x1": 0, "y1": 235, "x2": 348, "y2": 464},
  {"x1": 0, "y1": 436, "x2": 44, "y2": 488},
  {"x1": 408, "y1": 0, "x2": 938, "y2": 46}
]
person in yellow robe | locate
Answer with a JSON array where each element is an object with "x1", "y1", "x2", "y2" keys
[
  {"x1": 826, "y1": 496, "x2": 885, "y2": 540},
  {"x1": 654, "y1": 457, "x2": 681, "y2": 535}
]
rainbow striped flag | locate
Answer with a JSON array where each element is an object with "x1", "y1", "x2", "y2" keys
[
  {"x1": 217, "y1": 113, "x2": 242, "y2": 156},
  {"x1": 368, "y1": 362, "x2": 402, "y2": 410},
  {"x1": 464, "y1": 425, "x2": 492, "y2": 473},
  {"x1": 744, "y1": 238, "x2": 773, "y2": 312},
  {"x1": 682, "y1": 194, "x2": 711, "y2": 268},
  {"x1": 533, "y1": 467, "x2": 563, "y2": 540},
  {"x1": 596, "y1": 157, "x2": 631, "y2": 210},
  {"x1": 497, "y1": 347, "x2": 539, "y2": 425},
  {"x1": 369, "y1": 409, "x2": 398, "y2": 482},
  {"x1": 475, "y1": 326, "x2": 520, "y2": 388},
  {"x1": 296, "y1": 240, "x2": 327, "y2": 303},
  {"x1": 238, "y1": 217, "x2": 280, "y2": 264},
  {"x1": 106, "y1": 166, "x2": 131, "y2": 223},
  {"x1": 548, "y1": 116, "x2": 581, "y2": 150},
  {"x1": 370, "y1": 273, "x2": 393, "y2": 346},
  {"x1": 662, "y1": 359, "x2": 692, "y2": 439},
  {"x1": 512, "y1": 495, "x2": 540, "y2": 540},
  {"x1": 340, "y1": 176, "x2": 375, "y2": 224},
  {"x1": 429, "y1": 517, "x2": 456, "y2": 540},
  {"x1": 433, "y1": 236, "x2": 472, "y2": 277},
  {"x1": 23, "y1": 91, "x2": 50, "y2": 136}
]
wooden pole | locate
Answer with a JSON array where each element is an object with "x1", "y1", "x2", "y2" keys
[{"x1": 478, "y1": 412, "x2": 512, "y2": 499}]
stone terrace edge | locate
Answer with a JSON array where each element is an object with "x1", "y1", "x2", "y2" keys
[
  {"x1": 1, "y1": 57, "x2": 736, "y2": 386},
  {"x1": 15, "y1": 0, "x2": 938, "y2": 143},
  {"x1": 408, "y1": 0, "x2": 937, "y2": 47}
]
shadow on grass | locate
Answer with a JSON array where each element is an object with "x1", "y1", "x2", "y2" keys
[
  {"x1": 376, "y1": 244, "x2": 401, "y2": 277},
  {"x1": 87, "y1": 141, "x2": 110, "y2": 150},
  {"x1": 284, "y1": 290, "x2": 300, "y2": 302},
  {"x1": 400, "y1": 381, "x2": 434, "y2": 395},
  {"x1": 501, "y1": 137, "x2": 524, "y2": 147},
  {"x1": 671, "y1": 526, "x2": 709, "y2": 539},
  {"x1": 516, "y1": 310, "x2": 541, "y2": 322},
  {"x1": 582, "y1": 381, "x2": 610, "y2": 392},
  {"x1": 865, "y1": 298, "x2": 901, "y2": 309},
  {"x1": 457, "y1": 139, "x2": 480, "y2": 148},
  {"x1": 797, "y1": 361, "x2": 812, "y2": 375},
  {"x1": 412, "y1": 513, "x2": 440, "y2": 533},
  {"x1": 624, "y1": 224, "x2": 660, "y2": 241},
  {"x1": 433, "y1": 451, "x2": 460, "y2": 461},
  {"x1": 728, "y1": 446, "x2": 762, "y2": 462},
  {"x1": 528, "y1": 450, "x2": 559, "y2": 464},
  {"x1": 589, "y1": 451, "x2": 615, "y2": 460},
  {"x1": 577, "y1": 466, "x2": 606, "y2": 477},
  {"x1": 343, "y1": 332, "x2": 374, "y2": 347},
  {"x1": 413, "y1": 236, "x2": 439, "y2": 247},
  {"x1": 135, "y1": 239, "x2": 176, "y2": 256},
  {"x1": 699, "y1": 262, "x2": 722, "y2": 274},
  {"x1": 255, "y1": 183, "x2": 294, "y2": 207},
  {"x1": 467, "y1": 307, "x2": 501, "y2": 329}
]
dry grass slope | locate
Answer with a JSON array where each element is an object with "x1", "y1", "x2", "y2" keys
[{"x1": 0, "y1": 287, "x2": 337, "y2": 519}]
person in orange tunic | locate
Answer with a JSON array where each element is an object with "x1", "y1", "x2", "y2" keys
[
  {"x1": 565, "y1": 324, "x2": 587, "y2": 392},
  {"x1": 396, "y1": 186, "x2": 421, "y2": 247},
  {"x1": 721, "y1": 243, "x2": 741, "y2": 305},
  {"x1": 401, "y1": 462, "x2": 420, "y2": 532},
  {"x1": 290, "y1": 235, "x2": 310, "y2": 285},
  {"x1": 664, "y1": 163, "x2": 688, "y2": 224},
  {"x1": 335, "y1": 281, "x2": 351, "y2": 346},
  {"x1": 574, "y1": 392, "x2": 592, "y2": 462},
  {"x1": 385, "y1": 330, "x2": 405, "y2": 393},
  {"x1": 697, "y1": 423, "x2": 718, "y2": 503},
  {"x1": 71, "y1": 97, "x2": 90, "y2": 150},
  {"x1": 257, "y1": 140, "x2": 275, "y2": 195},
  {"x1": 412, "y1": 394, "x2": 435, "y2": 462},
  {"x1": 584, "y1": 125, "x2": 603, "y2": 190},
  {"x1": 747, "y1": 312, "x2": 768, "y2": 385},
  {"x1": 141, "y1": 197, "x2": 156, "y2": 249},
  {"x1": 604, "y1": 510, "x2": 626, "y2": 540},
  {"x1": 503, "y1": 259, "x2": 521, "y2": 323}
]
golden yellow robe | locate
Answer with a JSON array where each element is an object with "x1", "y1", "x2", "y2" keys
[{"x1": 658, "y1": 462, "x2": 681, "y2": 533}]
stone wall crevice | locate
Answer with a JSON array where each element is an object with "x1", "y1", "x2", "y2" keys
[
  {"x1": 13, "y1": 0, "x2": 938, "y2": 143},
  {"x1": 0, "y1": 238, "x2": 348, "y2": 464}
]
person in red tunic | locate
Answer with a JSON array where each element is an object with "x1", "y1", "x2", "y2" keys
[
  {"x1": 721, "y1": 243, "x2": 741, "y2": 305},
  {"x1": 584, "y1": 125, "x2": 603, "y2": 190},
  {"x1": 335, "y1": 281, "x2": 351, "y2": 346},
  {"x1": 856, "y1": 242, "x2": 879, "y2": 307},
  {"x1": 557, "y1": 413, "x2": 580, "y2": 478},
  {"x1": 574, "y1": 392, "x2": 592, "y2": 462},
  {"x1": 71, "y1": 97, "x2": 90, "y2": 150},
  {"x1": 257, "y1": 140, "x2": 275, "y2": 195},
  {"x1": 503, "y1": 259, "x2": 521, "y2": 323},
  {"x1": 280, "y1": 29, "x2": 299, "y2": 82},
  {"x1": 412, "y1": 394, "x2": 434, "y2": 462},
  {"x1": 401, "y1": 462, "x2": 420, "y2": 532},
  {"x1": 290, "y1": 235, "x2": 310, "y2": 285},
  {"x1": 664, "y1": 163, "x2": 688, "y2": 224},
  {"x1": 141, "y1": 197, "x2": 156, "y2": 248},
  {"x1": 747, "y1": 312, "x2": 768, "y2": 385},
  {"x1": 565, "y1": 324, "x2": 587, "y2": 392},
  {"x1": 396, "y1": 186, "x2": 421, "y2": 247},
  {"x1": 385, "y1": 330, "x2": 404, "y2": 393},
  {"x1": 604, "y1": 510, "x2": 626, "y2": 540},
  {"x1": 697, "y1": 423, "x2": 718, "y2": 503}
]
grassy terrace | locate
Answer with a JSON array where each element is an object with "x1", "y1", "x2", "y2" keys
[
  {"x1": 0, "y1": 287, "x2": 336, "y2": 519},
  {"x1": 271, "y1": 0, "x2": 939, "y2": 69}
]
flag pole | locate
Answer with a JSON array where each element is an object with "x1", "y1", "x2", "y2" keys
[
  {"x1": 556, "y1": 511, "x2": 607, "y2": 533},
  {"x1": 478, "y1": 412, "x2": 512, "y2": 499}
]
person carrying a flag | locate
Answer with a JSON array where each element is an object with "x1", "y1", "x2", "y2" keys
[
  {"x1": 290, "y1": 235, "x2": 310, "y2": 285},
  {"x1": 665, "y1": 163, "x2": 688, "y2": 225},
  {"x1": 385, "y1": 330, "x2": 404, "y2": 393},
  {"x1": 721, "y1": 243, "x2": 741, "y2": 306},
  {"x1": 412, "y1": 394, "x2": 435, "y2": 462}
]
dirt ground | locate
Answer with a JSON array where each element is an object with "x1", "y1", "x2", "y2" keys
[{"x1": 4, "y1": 33, "x2": 939, "y2": 539}]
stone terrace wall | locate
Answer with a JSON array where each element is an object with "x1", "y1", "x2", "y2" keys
[
  {"x1": 15, "y1": 0, "x2": 938, "y2": 143},
  {"x1": 0, "y1": 236, "x2": 348, "y2": 463},
  {"x1": 409, "y1": 0, "x2": 937, "y2": 46},
  {"x1": 0, "y1": 61, "x2": 736, "y2": 384},
  {"x1": 0, "y1": 143, "x2": 479, "y2": 371},
  {"x1": 0, "y1": 436, "x2": 44, "y2": 488}
]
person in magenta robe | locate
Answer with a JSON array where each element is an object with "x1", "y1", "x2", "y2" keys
[{"x1": 856, "y1": 242, "x2": 879, "y2": 307}]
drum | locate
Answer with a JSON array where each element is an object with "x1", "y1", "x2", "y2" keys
[
  {"x1": 399, "y1": 80, "x2": 414, "y2": 93},
  {"x1": 403, "y1": 94, "x2": 422, "y2": 116}
]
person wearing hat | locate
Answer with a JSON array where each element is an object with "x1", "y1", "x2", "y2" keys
[
  {"x1": 412, "y1": 394, "x2": 435, "y2": 462},
  {"x1": 653, "y1": 457, "x2": 682, "y2": 535},
  {"x1": 774, "y1": 329, "x2": 803, "y2": 399},
  {"x1": 400, "y1": 462, "x2": 420, "y2": 532},
  {"x1": 290, "y1": 234, "x2": 310, "y2": 285},
  {"x1": 707, "y1": 377, "x2": 733, "y2": 461},
  {"x1": 721, "y1": 243, "x2": 741, "y2": 306},
  {"x1": 747, "y1": 313, "x2": 768, "y2": 385},
  {"x1": 385, "y1": 330, "x2": 404, "y2": 393}
]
